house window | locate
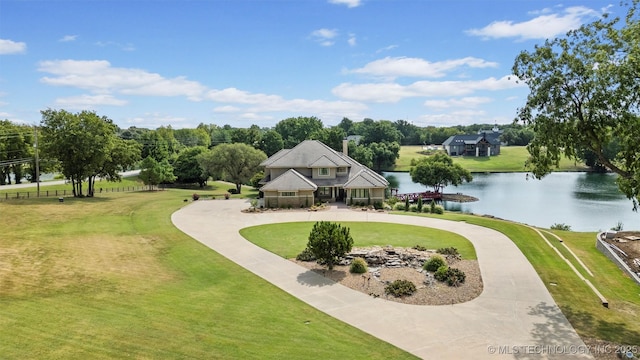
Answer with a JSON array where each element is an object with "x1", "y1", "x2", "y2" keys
[
  {"x1": 280, "y1": 191, "x2": 296, "y2": 197},
  {"x1": 337, "y1": 167, "x2": 347, "y2": 174},
  {"x1": 318, "y1": 187, "x2": 331, "y2": 196},
  {"x1": 352, "y1": 189, "x2": 369, "y2": 198},
  {"x1": 318, "y1": 168, "x2": 329, "y2": 176}
]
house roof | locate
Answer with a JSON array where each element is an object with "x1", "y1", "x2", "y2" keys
[
  {"x1": 443, "y1": 132, "x2": 501, "y2": 146},
  {"x1": 260, "y1": 169, "x2": 318, "y2": 192},
  {"x1": 343, "y1": 168, "x2": 388, "y2": 189},
  {"x1": 260, "y1": 140, "x2": 351, "y2": 168}
]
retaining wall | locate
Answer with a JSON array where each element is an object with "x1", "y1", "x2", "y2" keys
[{"x1": 596, "y1": 232, "x2": 640, "y2": 286}]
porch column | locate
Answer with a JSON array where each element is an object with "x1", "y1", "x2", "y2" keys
[
  {"x1": 488, "y1": 147, "x2": 491, "y2": 156},
  {"x1": 476, "y1": 147, "x2": 479, "y2": 157}
]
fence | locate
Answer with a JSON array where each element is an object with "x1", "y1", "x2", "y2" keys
[{"x1": 0, "y1": 185, "x2": 151, "y2": 201}]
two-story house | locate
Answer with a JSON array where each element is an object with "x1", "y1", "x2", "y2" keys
[
  {"x1": 442, "y1": 126, "x2": 502, "y2": 157},
  {"x1": 259, "y1": 140, "x2": 388, "y2": 208}
]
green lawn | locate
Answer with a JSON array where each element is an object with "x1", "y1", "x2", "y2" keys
[
  {"x1": 240, "y1": 222, "x2": 476, "y2": 259},
  {"x1": 0, "y1": 191, "x2": 414, "y2": 359},
  {"x1": 393, "y1": 146, "x2": 589, "y2": 172}
]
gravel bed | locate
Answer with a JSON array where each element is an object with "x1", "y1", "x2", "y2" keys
[{"x1": 293, "y1": 259, "x2": 483, "y2": 305}]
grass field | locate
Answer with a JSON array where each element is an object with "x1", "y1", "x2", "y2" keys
[
  {"x1": 0, "y1": 191, "x2": 414, "y2": 359},
  {"x1": 393, "y1": 146, "x2": 589, "y2": 172},
  {"x1": 2, "y1": 180, "x2": 638, "y2": 356},
  {"x1": 240, "y1": 222, "x2": 476, "y2": 259}
]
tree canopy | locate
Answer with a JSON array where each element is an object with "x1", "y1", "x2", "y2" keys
[
  {"x1": 197, "y1": 143, "x2": 266, "y2": 194},
  {"x1": 173, "y1": 146, "x2": 209, "y2": 187},
  {"x1": 410, "y1": 153, "x2": 472, "y2": 193},
  {"x1": 0, "y1": 120, "x2": 34, "y2": 185},
  {"x1": 512, "y1": 1, "x2": 640, "y2": 210},
  {"x1": 40, "y1": 109, "x2": 140, "y2": 197}
]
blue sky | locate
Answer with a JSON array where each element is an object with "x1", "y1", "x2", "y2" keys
[{"x1": 0, "y1": 0, "x2": 619, "y2": 129}]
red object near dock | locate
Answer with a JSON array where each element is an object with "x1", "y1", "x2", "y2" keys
[{"x1": 396, "y1": 191, "x2": 442, "y2": 202}]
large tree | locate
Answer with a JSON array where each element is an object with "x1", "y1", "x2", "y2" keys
[
  {"x1": 257, "y1": 129, "x2": 284, "y2": 156},
  {"x1": 274, "y1": 116, "x2": 324, "y2": 148},
  {"x1": 139, "y1": 156, "x2": 176, "y2": 190},
  {"x1": 410, "y1": 153, "x2": 472, "y2": 193},
  {"x1": 173, "y1": 146, "x2": 209, "y2": 187},
  {"x1": 40, "y1": 109, "x2": 140, "y2": 197},
  {"x1": 197, "y1": 143, "x2": 266, "y2": 194},
  {"x1": 368, "y1": 141, "x2": 401, "y2": 173},
  {"x1": 0, "y1": 120, "x2": 34, "y2": 185},
  {"x1": 512, "y1": 1, "x2": 640, "y2": 210}
]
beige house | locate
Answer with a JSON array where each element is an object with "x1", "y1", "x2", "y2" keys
[{"x1": 259, "y1": 140, "x2": 388, "y2": 208}]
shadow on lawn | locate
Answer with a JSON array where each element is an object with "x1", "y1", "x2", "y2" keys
[{"x1": 560, "y1": 304, "x2": 640, "y2": 345}]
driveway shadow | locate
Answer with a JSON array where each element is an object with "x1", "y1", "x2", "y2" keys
[{"x1": 296, "y1": 268, "x2": 346, "y2": 287}]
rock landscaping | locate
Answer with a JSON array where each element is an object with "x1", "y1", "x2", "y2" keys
[{"x1": 294, "y1": 245, "x2": 483, "y2": 305}]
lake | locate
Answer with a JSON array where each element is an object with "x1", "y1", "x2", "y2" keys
[{"x1": 384, "y1": 171, "x2": 638, "y2": 232}]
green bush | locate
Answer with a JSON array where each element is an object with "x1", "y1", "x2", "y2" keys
[
  {"x1": 431, "y1": 205, "x2": 444, "y2": 214},
  {"x1": 550, "y1": 223, "x2": 571, "y2": 231},
  {"x1": 404, "y1": 197, "x2": 409, "y2": 211},
  {"x1": 386, "y1": 197, "x2": 398, "y2": 206},
  {"x1": 295, "y1": 247, "x2": 316, "y2": 261},
  {"x1": 394, "y1": 203, "x2": 406, "y2": 211},
  {"x1": 424, "y1": 255, "x2": 447, "y2": 272},
  {"x1": 373, "y1": 201, "x2": 383, "y2": 210},
  {"x1": 437, "y1": 247, "x2": 459, "y2": 256},
  {"x1": 422, "y1": 206, "x2": 431, "y2": 213},
  {"x1": 430, "y1": 200, "x2": 436, "y2": 213},
  {"x1": 434, "y1": 265, "x2": 449, "y2": 281},
  {"x1": 413, "y1": 244, "x2": 427, "y2": 251},
  {"x1": 384, "y1": 279, "x2": 416, "y2": 297},
  {"x1": 349, "y1": 257, "x2": 368, "y2": 274},
  {"x1": 409, "y1": 204, "x2": 419, "y2": 212},
  {"x1": 417, "y1": 197, "x2": 423, "y2": 212},
  {"x1": 434, "y1": 266, "x2": 466, "y2": 287}
]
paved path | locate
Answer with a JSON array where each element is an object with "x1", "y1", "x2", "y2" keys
[{"x1": 172, "y1": 200, "x2": 591, "y2": 359}]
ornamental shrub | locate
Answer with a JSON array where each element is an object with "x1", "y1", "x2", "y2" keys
[
  {"x1": 394, "y1": 203, "x2": 406, "y2": 211},
  {"x1": 424, "y1": 255, "x2": 447, "y2": 272},
  {"x1": 409, "y1": 204, "x2": 419, "y2": 212},
  {"x1": 430, "y1": 200, "x2": 436, "y2": 213},
  {"x1": 306, "y1": 221, "x2": 354, "y2": 270},
  {"x1": 349, "y1": 257, "x2": 368, "y2": 274},
  {"x1": 437, "y1": 247, "x2": 459, "y2": 256},
  {"x1": 413, "y1": 244, "x2": 427, "y2": 251},
  {"x1": 296, "y1": 247, "x2": 316, "y2": 261},
  {"x1": 432, "y1": 204, "x2": 444, "y2": 214},
  {"x1": 192, "y1": 193, "x2": 200, "y2": 201},
  {"x1": 404, "y1": 197, "x2": 409, "y2": 211},
  {"x1": 384, "y1": 279, "x2": 416, "y2": 297},
  {"x1": 417, "y1": 197, "x2": 423, "y2": 212},
  {"x1": 434, "y1": 265, "x2": 449, "y2": 281}
]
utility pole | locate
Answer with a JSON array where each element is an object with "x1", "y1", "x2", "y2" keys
[{"x1": 34, "y1": 125, "x2": 40, "y2": 197}]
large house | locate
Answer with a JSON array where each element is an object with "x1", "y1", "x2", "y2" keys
[
  {"x1": 442, "y1": 126, "x2": 502, "y2": 157},
  {"x1": 259, "y1": 140, "x2": 388, "y2": 208}
]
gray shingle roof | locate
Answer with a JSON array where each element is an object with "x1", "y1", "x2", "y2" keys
[
  {"x1": 262, "y1": 140, "x2": 351, "y2": 168},
  {"x1": 260, "y1": 169, "x2": 318, "y2": 191}
]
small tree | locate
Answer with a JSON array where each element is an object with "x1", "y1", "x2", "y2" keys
[
  {"x1": 410, "y1": 152, "x2": 472, "y2": 193},
  {"x1": 306, "y1": 221, "x2": 354, "y2": 270}
]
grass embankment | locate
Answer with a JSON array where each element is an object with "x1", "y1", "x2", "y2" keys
[
  {"x1": 395, "y1": 211, "x2": 640, "y2": 346},
  {"x1": 240, "y1": 222, "x2": 476, "y2": 260},
  {"x1": 393, "y1": 146, "x2": 589, "y2": 172},
  {"x1": 0, "y1": 191, "x2": 413, "y2": 359}
]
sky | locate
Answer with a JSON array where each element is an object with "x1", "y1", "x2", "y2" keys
[{"x1": 0, "y1": 0, "x2": 621, "y2": 130}]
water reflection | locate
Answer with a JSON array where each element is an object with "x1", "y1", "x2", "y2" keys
[{"x1": 384, "y1": 171, "x2": 637, "y2": 232}]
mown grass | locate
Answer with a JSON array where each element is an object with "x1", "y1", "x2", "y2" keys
[
  {"x1": 0, "y1": 191, "x2": 414, "y2": 359},
  {"x1": 240, "y1": 222, "x2": 476, "y2": 260},
  {"x1": 394, "y1": 211, "x2": 640, "y2": 345},
  {"x1": 393, "y1": 146, "x2": 589, "y2": 172}
]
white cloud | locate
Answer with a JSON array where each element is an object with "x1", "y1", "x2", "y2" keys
[
  {"x1": 348, "y1": 33, "x2": 357, "y2": 47},
  {"x1": 59, "y1": 35, "x2": 78, "y2": 42},
  {"x1": 207, "y1": 87, "x2": 367, "y2": 116},
  {"x1": 328, "y1": 0, "x2": 361, "y2": 8},
  {"x1": 417, "y1": 110, "x2": 489, "y2": 127},
  {"x1": 55, "y1": 94, "x2": 128, "y2": 107},
  {"x1": 333, "y1": 76, "x2": 522, "y2": 102},
  {"x1": 213, "y1": 105, "x2": 241, "y2": 113},
  {"x1": 0, "y1": 39, "x2": 27, "y2": 54},
  {"x1": 376, "y1": 45, "x2": 398, "y2": 54},
  {"x1": 38, "y1": 60, "x2": 206, "y2": 100},
  {"x1": 126, "y1": 113, "x2": 189, "y2": 128},
  {"x1": 311, "y1": 28, "x2": 338, "y2": 46},
  {"x1": 349, "y1": 56, "x2": 499, "y2": 79},
  {"x1": 424, "y1": 97, "x2": 493, "y2": 109},
  {"x1": 466, "y1": 6, "x2": 600, "y2": 40}
]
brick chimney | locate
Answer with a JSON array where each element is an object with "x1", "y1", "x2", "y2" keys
[{"x1": 342, "y1": 139, "x2": 348, "y2": 156}]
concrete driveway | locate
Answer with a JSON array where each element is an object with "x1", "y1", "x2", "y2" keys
[{"x1": 172, "y1": 200, "x2": 590, "y2": 359}]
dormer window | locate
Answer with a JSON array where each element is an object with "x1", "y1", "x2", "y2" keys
[
  {"x1": 319, "y1": 168, "x2": 329, "y2": 176},
  {"x1": 337, "y1": 167, "x2": 347, "y2": 174}
]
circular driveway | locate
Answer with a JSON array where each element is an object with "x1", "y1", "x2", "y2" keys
[{"x1": 172, "y1": 200, "x2": 590, "y2": 359}]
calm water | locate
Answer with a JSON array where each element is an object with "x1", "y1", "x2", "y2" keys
[{"x1": 384, "y1": 171, "x2": 638, "y2": 232}]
